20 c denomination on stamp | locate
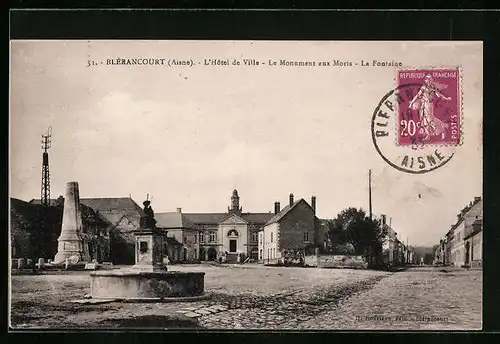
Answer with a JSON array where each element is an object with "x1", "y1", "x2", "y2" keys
[{"x1": 372, "y1": 67, "x2": 463, "y2": 174}]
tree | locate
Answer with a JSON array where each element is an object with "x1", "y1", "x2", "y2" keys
[
  {"x1": 327, "y1": 207, "x2": 387, "y2": 267},
  {"x1": 423, "y1": 253, "x2": 434, "y2": 265}
]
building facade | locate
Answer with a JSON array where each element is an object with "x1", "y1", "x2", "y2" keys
[
  {"x1": 181, "y1": 190, "x2": 273, "y2": 262},
  {"x1": 12, "y1": 197, "x2": 110, "y2": 263},
  {"x1": 444, "y1": 196, "x2": 482, "y2": 267},
  {"x1": 258, "y1": 194, "x2": 322, "y2": 265},
  {"x1": 381, "y1": 214, "x2": 397, "y2": 265},
  {"x1": 155, "y1": 208, "x2": 199, "y2": 262},
  {"x1": 30, "y1": 196, "x2": 144, "y2": 264},
  {"x1": 464, "y1": 216, "x2": 483, "y2": 268}
]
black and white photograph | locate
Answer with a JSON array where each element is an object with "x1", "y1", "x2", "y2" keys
[{"x1": 9, "y1": 39, "x2": 483, "y2": 330}]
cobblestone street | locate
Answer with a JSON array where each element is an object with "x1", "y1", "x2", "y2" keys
[
  {"x1": 297, "y1": 268, "x2": 482, "y2": 330},
  {"x1": 10, "y1": 265, "x2": 481, "y2": 330},
  {"x1": 179, "y1": 267, "x2": 482, "y2": 330}
]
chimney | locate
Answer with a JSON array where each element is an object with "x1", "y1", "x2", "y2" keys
[
  {"x1": 311, "y1": 196, "x2": 316, "y2": 215},
  {"x1": 474, "y1": 196, "x2": 481, "y2": 202},
  {"x1": 274, "y1": 201, "x2": 281, "y2": 215},
  {"x1": 289, "y1": 193, "x2": 294, "y2": 207},
  {"x1": 177, "y1": 207, "x2": 182, "y2": 214},
  {"x1": 381, "y1": 214, "x2": 387, "y2": 226}
]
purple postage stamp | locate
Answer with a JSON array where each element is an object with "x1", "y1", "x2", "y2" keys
[{"x1": 397, "y1": 68, "x2": 462, "y2": 146}]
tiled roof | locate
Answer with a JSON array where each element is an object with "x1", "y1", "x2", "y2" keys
[
  {"x1": 183, "y1": 213, "x2": 227, "y2": 224},
  {"x1": 241, "y1": 213, "x2": 274, "y2": 224},
  {"x1": 80, "y1": 198, "x2": 143, "y2": 213},
  {"x1": 181, "y1": 212, "x2": 274, "y2": 225},
  {"x1": 448, "y1": 196, "x2": 483, "y2": 234},
  {"x1": 265, "y1": 198, "x2": 311, "y2": 226},
  {"x1": 155, "y1": 212, "x2": 194, "y2": 229},
  {"x1": 29, "y1": 197, "x2": 144, "y2": 219},
  {"x1": 166, "y1": 237, "x2": 183, "y2": 246},
  {"x1": 28, "y1": 198, "x2": 59, "y2": 206}
]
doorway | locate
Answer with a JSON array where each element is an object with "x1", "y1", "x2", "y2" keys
[
  {"x1": 465, "y1": 241, "x2": 470, "y2": 265},
  {"x1": 229, "y1": 239, "x2": 237, "y2": 253},
  {"x1": 207, "y1": 248, "x2": 217, "y2": 261}
]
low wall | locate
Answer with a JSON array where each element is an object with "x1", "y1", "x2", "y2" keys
[
  {"x1": 90, "y1": 270, "x2": 205, "y2": 300},
  {"x1": 305, "y1": 254, "x2": 367, "y2": 269}
]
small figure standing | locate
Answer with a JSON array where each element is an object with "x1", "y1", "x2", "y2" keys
[
  {"x1": 409, "y1": 74, "x2": 452, "y2": 141},
  {"x1": 140, "y1": 200, "x2": 157, "y2": 229}
]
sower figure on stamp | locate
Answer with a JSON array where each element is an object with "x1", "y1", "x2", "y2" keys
[{"x1": 409, "y1": 74, "x2": 452, "y2": 141}]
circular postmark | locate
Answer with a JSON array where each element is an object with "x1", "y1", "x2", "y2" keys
[{"x1": 372, "y1": 78, "x2": 461, "y2": 174}]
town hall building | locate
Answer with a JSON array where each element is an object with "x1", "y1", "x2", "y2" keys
[{"x1": 182, "y1": 190, "x2": 273, "y2": 263}]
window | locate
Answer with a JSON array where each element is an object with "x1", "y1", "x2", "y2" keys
[
  {"x1": 259, "y1": 233, "x2": 262, "y2": 244},
  {"x1": 259, "y1": 249, "x2": 262, "y2": 259},
  {"x1": 304, "y1": 232, "x2": 309, "y2": 242},
  {"x1": 200, "y1": 233, "x2": 205, "y2": 243},
  {"x1": 183, "y1": 237, "x2": 187, "y2": 244},
  {"x1": 209, "y1": 231, "x2": 216, "y2": 243},
  {"x1": 271, "y1": 232, "x2": 274, "y2": 243},
  {"x1": 252, "y1": 232, "x2": 258, "y2": 243}
]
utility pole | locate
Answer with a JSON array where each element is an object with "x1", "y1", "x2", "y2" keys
[
  {"x1": 368, "y1": 169, "x2": 373, "y2": 220},
  {"x1": 407, "y1": 237, "x2": 409, "y2": 264},
  {"x1": 41, "y1": 126, "x2": 52, "y2": 206}
]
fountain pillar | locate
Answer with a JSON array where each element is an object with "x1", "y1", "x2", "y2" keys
[{"x1": 131, "y1": 230, "x2": 168, "y2": 272}]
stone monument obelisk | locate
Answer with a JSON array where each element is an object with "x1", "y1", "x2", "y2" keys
[{"x1": 54, "y1": 181, "x2": 84, "y2": 264}]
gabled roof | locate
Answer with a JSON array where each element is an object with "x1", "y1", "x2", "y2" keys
[
  {"x1": 80, "y1": 197, "x2": 143, "y2": 213},
  {"x1": 29, "y1": 197, "x2": 144, "y2": 224},
  {"x1": 28, "y1": 198, "x2": 59, "y2": 206},
  {"x1": 183, "y1": 212, "x2": 273, "y2": 225},
  {"x1": 220, "y1": 213, "x2": 248, "y2": 224},
  {"x1": 241, "y1": 213, "x2": 274, "y2": 224},
  {"x1": 31, "y1": 197, "x2": 142, "y2": 211},
  {"x1": 183, "y1": 213, "x2": 227, "y2": 225},
  {"x1": 166, "y1": 236, "x2": 183, "y2": 246},
  {"x1": 449, "y1": 196, "x2": 483, "y2": 234},
  {"x1": 155, "y1": 212, "x2": 195, "y2": 229},
  {"x1": 265, "y1": 198, "x2": 313, "y2": 226}
]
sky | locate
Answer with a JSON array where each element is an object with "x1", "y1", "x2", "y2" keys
[{"x1": 9, "y1": 41, "x2": 482, "y2": 247}]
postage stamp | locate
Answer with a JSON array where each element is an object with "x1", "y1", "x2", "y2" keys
[
  {"x1": 371, "y1": 67, "x2": 463, "y2": 174},
  {"x1": 397, "y1": 68, "x2": 462, "y2": 147}
]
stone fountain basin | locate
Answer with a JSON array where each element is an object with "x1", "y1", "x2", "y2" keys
[{"x1": 89, "y1": 270, "x2": 206, "y2": 302}]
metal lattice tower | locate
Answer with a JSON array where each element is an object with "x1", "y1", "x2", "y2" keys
[{"x1": 41, "y1": 126, "x2": 52, "y2": 206}]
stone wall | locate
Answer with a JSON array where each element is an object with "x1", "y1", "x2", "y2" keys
[
  {"x1": 305, "y1": 254, "x2": 368, "y2": 269},
  {"x1": 278, "y1": 201, "x2": 315, "y2": 252}
]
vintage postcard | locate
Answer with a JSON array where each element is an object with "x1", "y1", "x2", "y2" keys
[{"x1": 9, "y1": 40, "x2": 482, "y2": 331}]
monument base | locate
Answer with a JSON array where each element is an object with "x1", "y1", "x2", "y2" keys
[
  {"x1": 53, "y1": 251, "x2": 84, "y2": 265},
  {"x1": 130, "y1": 263, "x2": 168, "y2": 272}
]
